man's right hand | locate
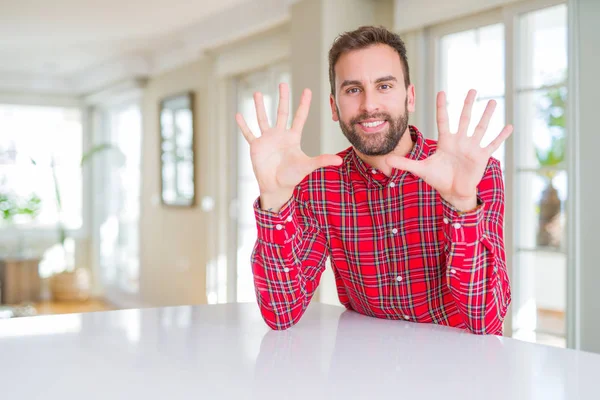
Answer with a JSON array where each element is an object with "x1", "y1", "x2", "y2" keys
[{"x1": 235, "y1": 83, "x2": 343, "y2": 212}]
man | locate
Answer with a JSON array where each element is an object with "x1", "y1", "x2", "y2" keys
[{"x1": 235, "y1": 25, "x2": 513, "y2": 335}]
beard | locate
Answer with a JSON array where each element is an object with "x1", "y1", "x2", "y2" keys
[{"x1": 338, "y1": 99, "x2": 409, "y2": 156}]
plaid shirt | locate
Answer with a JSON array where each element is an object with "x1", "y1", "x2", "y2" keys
[{"x1": 251, "y1": 126, "x2": 511, "y2": 335}]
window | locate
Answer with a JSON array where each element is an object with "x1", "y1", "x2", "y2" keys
[
  {"x1": 0, "y1": 104, "x2": 83, "y2": 229},
  {"x1": 96, "y1": 104, "x2": 142, "y2": 295},
  {"x1": 513, "y1": 3, "x2": 568, "y2": 347},
  {"x1": 431, "y1": 1, "x2": 568, "y2": 347},
  {"x1": 230, "y1": 63, "x2": 291, "y2": 303},
  {"x1": 438, "y1": 23, "x2": 506, "y2": 168},
  {"x1": 0, "y1": 104, "x2": 83, "y2": 277}
]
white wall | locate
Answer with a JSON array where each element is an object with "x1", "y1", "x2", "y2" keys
[{"x1": 139, "y1": 58, "x2": 212, "y2": 307}]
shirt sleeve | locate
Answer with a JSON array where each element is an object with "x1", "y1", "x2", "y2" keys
[
  {"x1": 441, "y1": 158, "x2": 512, "y2": 335},
  {"x1": 251, "y1": 186, "x2": 330, "y2": 330}
]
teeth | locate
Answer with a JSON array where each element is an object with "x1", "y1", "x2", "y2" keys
[{"x1": 361, "y1": 120, "x2": 384, "y2": 128}]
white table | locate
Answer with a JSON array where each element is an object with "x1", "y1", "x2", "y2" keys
[{"x1": 0, "y1": 303, "x2": 598, "y2": 400}]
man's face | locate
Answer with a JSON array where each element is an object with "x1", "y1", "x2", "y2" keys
[{"x1": 330, "y1": 44, "x2": 415, "y2": 156}]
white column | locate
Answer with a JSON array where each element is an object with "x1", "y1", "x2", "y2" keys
[{"x1": 569, "y1": 0, "x2": 600, "y2": 353}]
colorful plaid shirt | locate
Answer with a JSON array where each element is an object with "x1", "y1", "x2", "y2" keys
[{"x1": 251, "y1": 126, "x2": 511, "y2": 335}]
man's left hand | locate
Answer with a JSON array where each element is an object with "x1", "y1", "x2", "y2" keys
[{"x1": 386, "y1": 89, "x2": 513, "y2": 212}]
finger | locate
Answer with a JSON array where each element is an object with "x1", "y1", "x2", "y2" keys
[
  {"x1": 307, "y1": 154, "x2": 343, "y2": 173},
  {"x1": 253, "y1": 92, "x2": 270, "y2": 133},
  {"x1": 473, "y1": 99, "x2": 497, "y2": 143},
  {"x1": 457, "y1": 89, "x2": 477, "y2": 136},
  {"x1": 385, "y1": 155, "x2": 426, "y2": 178},
  {"x1": 291, "y1": 89, "x2": 312, "y2": 133},
  {"x1": 235, "y1": 113, "x2": 256, "y2": 144},
  {"x1": 275, "y1": 83, "x2": 290, "y2": 130},
  {"x1": 486, "y1": 124, "x2": 514, "y2": 155},
  {"x1": 436, "y1": 91, "x2": 450, "y2": 136}
]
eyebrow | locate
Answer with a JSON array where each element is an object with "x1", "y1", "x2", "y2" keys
[{"x1": 340, "y1": 75, "x2": 398, "y2": 89}]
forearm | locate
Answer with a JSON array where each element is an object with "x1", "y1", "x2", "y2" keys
[
  {"x1": 441, "y1": 197, "x2": 511, "y2": 335},
  {"x1": 252, "y1": 196, "x2": 327, "y2": 330}
]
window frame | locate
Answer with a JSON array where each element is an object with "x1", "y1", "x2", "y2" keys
[
  {"x1": 86, "y1": 85, "x2": 144, "y2": 308},
  {"x1": 426, "y1": 0, "x2": 569, "y2": 341}
]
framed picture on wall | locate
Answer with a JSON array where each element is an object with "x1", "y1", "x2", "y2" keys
[{"x1": 159, "y1": 92, "x2": 196, "y2": 207}]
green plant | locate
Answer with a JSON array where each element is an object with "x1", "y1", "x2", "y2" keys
[
  {"x1": 541, "y1": 86, "x2": 566, "y2": 130},
  {"x1": 536, "y1": 86, "x2": 567, "y2": 181},
  {"x1": 0, "y1": 190, "x2": 42, "y2": 223},
  {"x1": 0, "y1": 191, "x2": 18, "y2": 221},
  {"x1": 535, "y1": 135, "x2": 565, "y2": 180},
  {"x1": 535, "y1": 83, "x2": 567, "y2": 248},
  {"x1": 17, "y1": 193, "x2": 42, "y2": 219}
]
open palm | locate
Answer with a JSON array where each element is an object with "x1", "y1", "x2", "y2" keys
[
  {"x1": 386, "y1": 90, "x2": 513, "y2": 210},
  {"x1": 236, "y1": 83, "x2": 342, "y2": 198}
]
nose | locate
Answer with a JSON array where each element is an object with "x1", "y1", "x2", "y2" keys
[{"x1": 360, "y1": 87, "x2": 379, "y2": 115}]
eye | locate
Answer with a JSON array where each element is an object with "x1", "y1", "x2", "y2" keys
[
  {"x1": 346, "y1": 87, "x2": 361, "y2": 94},
  {"x1": 379, "y1": 84, "x2": 392, "y2": 90}
]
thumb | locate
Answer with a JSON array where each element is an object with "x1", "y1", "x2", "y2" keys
[
  {"x1": 310, "y1": 154, "x2": 343, "y2": 171},
  {"x1": 385, "y1": 155, "x2": 424, "y2": 176}
]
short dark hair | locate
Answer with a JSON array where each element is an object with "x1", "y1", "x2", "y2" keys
[{"x1": 328, "y1": 25, "x2": 410, "y2": 97}]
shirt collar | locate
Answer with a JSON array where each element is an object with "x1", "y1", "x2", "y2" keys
[{"x1": 349, "y1": 125, "x2": 429, "y2": 188}]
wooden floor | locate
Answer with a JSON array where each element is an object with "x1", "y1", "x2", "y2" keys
[{"x1": 31, "y1": 299, "x2": 115, "y2": 316}]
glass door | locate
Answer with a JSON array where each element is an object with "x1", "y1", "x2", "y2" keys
[
  {"x1": 95, "y1": 103, "x2": 142, "y2": 302},
  {"x1": 511, "y1": 3, "x2": 568, "y2": 347},
  {"x1": 431, "y1": 1, "x2": 569, "y2": 347}
]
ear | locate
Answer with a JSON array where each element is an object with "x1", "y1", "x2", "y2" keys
[
  {"x1": 330, "y1": 94, "x2": 339, "y2": 122},
  {"x1": 406, "y1": 84, "x2": 416, "y2": 113}
]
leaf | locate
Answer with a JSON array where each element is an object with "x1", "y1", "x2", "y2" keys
[
  {"x1": 80, "y1": 143, "x2": 121, "y2": 167},
  {"x1": 50, "y1": 155, "x2": 63, "y2": 212},
  {"x1": 536, "y1": 81, "x2": 567, "y2": 170}
]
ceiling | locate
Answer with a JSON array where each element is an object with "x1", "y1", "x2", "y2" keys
[{"x1": 0, "y1": 0, "x2": 292, "y2": 95}]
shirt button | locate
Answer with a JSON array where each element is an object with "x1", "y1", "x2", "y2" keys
[
  {"x1": 396, "y1": 276, "x2": 403, "y2": 282},
  {"x1": 450, "y1": 268, "x2": 457, "y2": 274},
  {"x1": 286, "y1": 215, "x2": 293, "y2": 223},
  {"x1": 392, "y1": 228, "x2": 398, "y2": 234},
  {"x1": 453, "y1": 223, "x2": 461, "y2": 229},
  {"x1": 443, "y1": 217, "x2": 449, "y2": 224},
  {"x1": 283, "y1": 268, "x2": 290, "y2": 273},
  {"x1": 275, "y1": 224, "x2": 283, "y2": 230},
  {"x1": 389, "y1": 182, "x2": 396, "y2": 188},
  {"x1": 403, "y1": 315, "x2": 410, "y2": 320},
  {"x1": 371, "y1": 169, "x2": 377, "y2": 174}
]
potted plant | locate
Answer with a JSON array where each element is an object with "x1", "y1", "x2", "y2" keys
[
  {"x1": 33, "y1": 143, "x2": 124, "y2": 302},
  {"x1": 536, "y1": 86, "x2": 566, "y2": 248}
]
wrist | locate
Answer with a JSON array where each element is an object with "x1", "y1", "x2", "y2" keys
[
  {"x1": 442, "y1": 194, "x2": 478, "y2": 213},
  {"x1": 259, "y1": 189, "x2": 294, "y2": 213}
]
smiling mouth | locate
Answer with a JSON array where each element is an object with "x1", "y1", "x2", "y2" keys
[
  {"x1": 360, "y1": 120, "x2": 385, "y2": 128},
  {"x1": 357, "y1": 120, "x2": 388, "y2": 133}
]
